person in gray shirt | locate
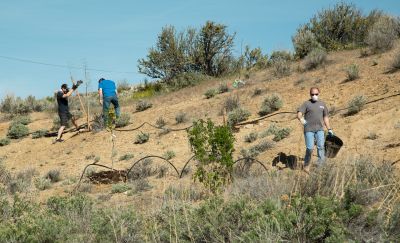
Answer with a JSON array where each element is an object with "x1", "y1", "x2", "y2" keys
[{"x1": 297, "y1": 87, "x2": 333, "y2": 172}]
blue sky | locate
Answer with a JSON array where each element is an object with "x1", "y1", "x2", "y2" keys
[{"x1": 0, "y1": 0, "x2": 399, "y2": 99}]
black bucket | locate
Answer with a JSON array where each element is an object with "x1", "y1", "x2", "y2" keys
[{"x1": 325, "y1": 135, "x2": 343, "y2": 158}]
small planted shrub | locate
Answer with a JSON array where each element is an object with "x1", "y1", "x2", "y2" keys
[
  {"x1": 0, "y1": 138, "x2": 11, "y2": 146},
  {"x1": 217, "y1": 83, "x2": 229, "y2": 94},
  {"x1": 346, "y1": 64, "x2": 360, "y2": 81},
  {"x1": 115, "y1": 113, "x2": 130, "y2": 128},
  {"x1": 129, "y1": 178, "x2": 152, "y2": 194},
  {"x1": 252, "y1": 88, "x2": 262, "y2": 96},
  {"x1": 35, "y1": 178, "x2": 51, "y2": 190},
  {"x1": 188, "y1": 119, "x2": 235, "y2": 193},
  {"x1": 136, "y1": 100, "x2": 152, "y2": 112},
  {"x1": 134, "y1": 132, "x2": 149, "y2": 144},
  {"x1": 204, "y1": 89, "x2": 216, "y2": 99},
  {"x1": 223, "y1": 95, "x2": 240, "y2": 113},
  {"x1": 32, "y1": 129, "x2": 48, "y2": 139},
  {"x1": 258, "y1": 94, "x2": 283, "y2": 116},
  {"x1": 175, "y1": 112, "x2": 187, "y2": 124},
  {"x1": 156, "y1": 165, "x2": 169, "y2": 178},
  {"x1": 111, "y1": 183, "x2": 131, "y2": 194},
  {"x1": 227, "y1": 107, "x2": 251, "y2": 126},
  {"x1": 241, "y1": 140, "x2": 275, "y2": 160},
  {"x1": 272, "y1": 127, "x2": 292, "y2": 142},
  {"x1": 119, "y1": 153, "x2": 134, "y2": 161},
  {"x1": 304, "y1": 48, "x2": 327, "y2": 70},
  {"x1": 163, "y1": 150, "x2": 176, "y2": 160},
  {"x1": 45, "y1": 169, "x2": 61, "y2": 183},
  {"x1": 155, "y1": 116, "x2": 167, "y2": 128},
  {"x1": 347, "y1": 95, "x2": 367, "y2": 115},
  {"x1": 244, "y1": 132, "x2": 258, "y2": 143},
  {"x1": 7, "y1": 123, "x2": 29, "y2": 139},
  {"x1": 367, "y1": 16, "x2": 398, "y2": 53},
  {"x1": 127, "y1": 158, "x2": 156, "y2": 180},
  {"x1": 365, "y1": 132, "x2": 378, "y2": 140}
]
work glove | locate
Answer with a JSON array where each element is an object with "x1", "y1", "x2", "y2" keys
[
  {"x1": 300, "y1": 118, "x2": 307, "y2": 125},
  {"x1": 328, "y1": 129, "x2": 334, "y2": 136},
  {"x1": 76, "y1": 80, "x2": 83, "y2": 87},
  {"x1": 72, "y1": 84, "x2": 78, "y2": 90}
]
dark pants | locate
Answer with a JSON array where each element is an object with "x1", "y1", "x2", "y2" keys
[
  {"x1": 103, "y1": 95, "x2": 120, "y2": 124},
  {"x1": 59, "y1": 111, "x2": 72, "y2": 126}
]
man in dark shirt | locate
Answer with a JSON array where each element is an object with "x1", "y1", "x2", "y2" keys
[
  {"x1": 54, "y1": 83, "x2": 80, "y2": 143},
  {"x1": 297, "y1": 87, "x2": 333, "y2": 172}
]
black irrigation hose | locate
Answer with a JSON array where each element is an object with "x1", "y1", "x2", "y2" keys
[
  {"x1": 179, "y1": 155, "x2": 196, "y2": 178},
  {"x1": 233, "y1": 157, "x2": 269, "y2": 172},
  {"x1": 115, "y1": 122, "x2": 193, "y2": 132},
  {"x1": 125, "y1": 155, "x2": 180, "y2": 180}
]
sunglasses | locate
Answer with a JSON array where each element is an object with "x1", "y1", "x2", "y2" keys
[{"x1": 310, "y1": 93, "x2": 319, "y2": 96}]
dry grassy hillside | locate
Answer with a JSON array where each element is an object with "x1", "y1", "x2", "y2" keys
[{"x1": 1, "y1": 47, "x2": 399, "y2": 210}]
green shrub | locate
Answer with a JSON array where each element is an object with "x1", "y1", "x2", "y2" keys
[
  {"x1": 272, "y1": 127, "x2": 292, "y2": 141},
  {"x1": 258, "y1": 94, "x2": 283, "y2": 116},
  {"x1": 269, "y1": 50, "x2": 292, "y2": 63},
  {"x1": 367, "y1": 16, "x2": 399, "y2": 53},
  {"x1": 188, "y1": 119, "x2": 235, "y2": 193},
  {"x1": 244, "y1": 132, "x2": 258, "y2": 143},
  {"x1": 111, "y1": 183, "x2": 131, "y2": 193},
  {"x1": 12, "y1": 115, "x2": 31, "y2": 125},
  {"x1": 347, "y1": 95, "x2": 367, "y2": 115},
  {"x1": 136, "y1": 100, "x2": 152, "y2": 112},
  {"x1": 169, "y1": 72, "x2": 210, "y2": 90},
  {"x1": 163, "y1": 150, "x2": 176, "y2": 160},
  {"x1": 35, "y1": 178, "x2": 51, "y2": 190},
  {"x1": 304, "y1": 48, "x2": 327, "y2": 70},
  {"x1": 129, "y1": 178, "x2": 152, "y2": 194},
  {"x1": 0, "y1": 138, "x2": 10, "y2": 146},
  {"x1": 155, "y1": 116, "x2": 166, "y2": 128},
  {"x1": 175, "y1": 112, "x2": 187, "y2": 124},
  {"x1": 7, "y1": 122, "x2": 29, "y2": 139},
  {"x1": 227, "y1": 107, "x2": 251, "y2": 126},
  {"x1": 45, "y1": 169, "x2": 61, "y2": 183},
  {"x1": 115, "y1": 113, "x2": 130, "y2": 128},
  {"x1": 119, "y1": 153, "x2": 134, "y2": 161},
  {"x1": 292, "y1": 26, "x2": 322, "y2": 58},
  {"x1": 134, "y1": 132, "x2": 150, "y2": 144},
  {"x1": 346, "y1": 64, "x2": 360, "y2": 81},
  {"x1": 32, "y1": 129, "x2": 48, "y2": 139},
  {"x1": 204, "y1": 89, "x2": 216, "y2": 99}
]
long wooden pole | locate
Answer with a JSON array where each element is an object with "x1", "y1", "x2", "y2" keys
[
  {"x1": 70, "y1": 73, "x2": 88, "y2": 125},
  {"x1": 84, "y1": 64, "x2": 91, "y2": 131}
]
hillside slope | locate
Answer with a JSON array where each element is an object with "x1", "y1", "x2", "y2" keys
[{"x1": 1, "y1": 47, "x2": 399, "y2": 208}]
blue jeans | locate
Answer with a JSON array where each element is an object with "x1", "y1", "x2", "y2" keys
[
  {"x1": 304, "y1": 130, "x2": 325, "y2": 166},
  {"x1": 103, "y1": 95, "x2": 120, "y2": 124}
]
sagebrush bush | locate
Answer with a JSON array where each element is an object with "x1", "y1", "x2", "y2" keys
[
  {"x1": 136, "y1": 100, "x2": 152, "y2": 112},
  {"x1": 156, "y1": 165, "x2": 169, "y2": 178},
  {"x1": 304, "y1": 48, "x2": 327, "y2": 70},
  {"x1": 7, "y1": 122, "x2": 29, "y2": 139},
  {"x1": 252, "y1": 88, "x2": 262, "y2": 96},
  {"x1": 129, "y1": 178, "x2": 152, "y2": 194},
  {"x1": 45, "y1": 169, "x2": 61, "y2": 183},
  {"x1": 269, "y1": 50, "x2": 292, "y2": 63},
  {"x1": 163, "y1": 150, "x2": 176, "y2": 160},
  {"x1": 227, "y1": 107, "x2": 251, "y2": 126},
  {"x1": 204, "y1": 89, "x2": 216, "y2": 99},
  {"x1": 119, "y1": 153, "x2": 134, "y2": 161},
  {"x1": 367, "y1": 16, "x2": 399, "y2": 53},
  {"x1": 134, "y1": 132, "x2": 150, "y2": 144},
  {"x1": 272, "y1": 127, "x2": 292, "y2": 141},
  {"x1": 0, "y1": 138, "x2": 10, "y2": 146},
  {"x1": 271, "y1": 59, "x2": 291, "y2": 77},
  {"x1": 155, "y1": 116, "x2": 166, "y2": 128},
  {"x1": 12, "y1": 115, "x2": 31, "y2": 125},
  {"x1": 127, "y1": 158, "x2": 156, "y2": 181},
  {"x1": 117, "y1": 80, "x2": 131, "y2": 93},
  {"x1": 223, "y1": 95, "x2": 240, "y2": 113},
  {"x1": 244, "y1": 132, "x2": 258, "y2": 143},
  {"x1": 347, "y1": 95, "x2": 367, "y2": 115},
  {"x1": 175, "y1": 112, "x2": 187, "y2": 124},
  {"x1": 391, "y1": 51, "x2": 400, "y2": 71},
  {"x1": 258, "y1": 94, "x2": 283, "y2": 116},
  {"x1": 292, "y1": 26, "x2": 322, "y2": 58},
  {"x1": 32, "y1": 129, "x2": 48, "y2": 139},
  {"x1": 111, "y1": 183, "x2": 130, "y2": 193},
  {"x1": 346, "y1": 64, "x2": 360, "y2": 81},
  {"x1": 217, "y1": 83, "x2": 229, "y2": 94},
  {"x1": 34, "y1": 178, "x2": 51, "y2": 190},
  {"x1": 115, "y1": 113, "x2": 130, "y2": 128}
]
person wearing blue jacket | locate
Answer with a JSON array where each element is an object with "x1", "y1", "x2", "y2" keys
[{"x1": 98, "y1": 78, "x2": 120, "y2": 125}]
